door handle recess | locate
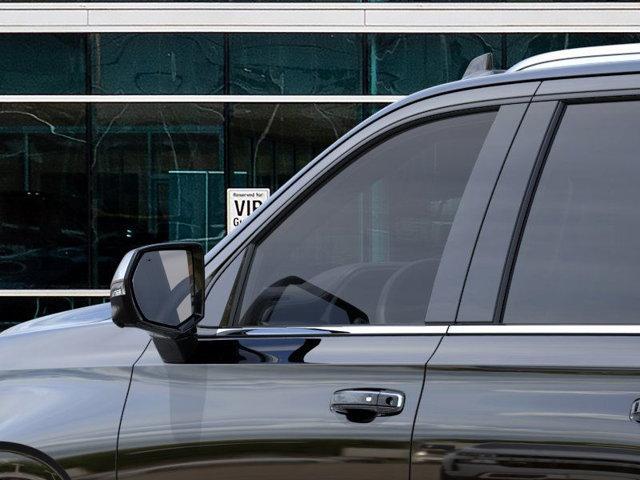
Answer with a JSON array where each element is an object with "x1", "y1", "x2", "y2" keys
[
  {"x1": 630, "y1": 398, "x2": 640, "y2": 422},
  {"x1": 331, "y1": 389, "x2": 405, "y2": 421}
]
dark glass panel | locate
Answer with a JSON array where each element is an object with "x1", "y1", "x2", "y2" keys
[
  {"x1": 92, "y1": 34, "x2": 224, "y2": 95},
  {"x1": 229, "y1": 103, "x2": 361, "y2": 191},
  {"x1": 0, "y1": 297, "x2": 106, "y2": 331},
  {"x1": 0, "y1": 34, "x2": 85, "y2": 94},
  {"x1": 370, "y1": 34, "x2": 502, "y2": 95},
  {"x1": 504, "y1": 101, "x2": 640, "y2": 324},
  {"x1": 92, "y1": 103, "x2": 224, "y2": 287},
  {"x1": 0, "y1": 104, "x2": 88, "y2": 288},
  {"x1": 230, "y1": 34, "x2": 363, "y2": 95},
  {"x1": 505, "y1": 33, "x2": 640, "y2": 68},
  {"x1": 237, "y1": 111, "x2": 498, "y2": 327}
]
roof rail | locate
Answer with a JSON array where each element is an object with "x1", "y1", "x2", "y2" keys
[
  {"x1": 508, "y1": 43, "x2": 640, "y2": 72},
  {"x1": 462, "y1": 53, "x2": 504, "y2": 80}
]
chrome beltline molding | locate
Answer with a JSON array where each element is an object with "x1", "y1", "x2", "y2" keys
[
  {"x1": 212, "y1": 324, "x2": 640, "y2": 336},
  {"x1": 449, "y1": 324, "x2": 640, "y2": 335},
  {"x1": 213, "y1": 325, "x2": 448, "y2": 336}
]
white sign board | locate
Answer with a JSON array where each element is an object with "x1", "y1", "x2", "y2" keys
[{"x1": 226, "y1": 188, "x2": 270, "y2": 233}]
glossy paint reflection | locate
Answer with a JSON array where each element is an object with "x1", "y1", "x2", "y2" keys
[
  {"x1": 118, "y1": 334, "x2": 441, "y2": 480},
  {"x1": 0, "y1": 308, "x2": 150, "y2": 480},
  {"x1": 412, "y1": 335, "x2": 640, "y2": 480}
]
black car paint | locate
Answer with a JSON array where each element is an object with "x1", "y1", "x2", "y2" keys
[
  {"x1": 413, "y1": 335, "x2": 640, "y2": 480},
  {"x1": 3, "y1": 61, "x2": 640, "y2": 480},
  {"x1": 117, "y1": 334, "x2": 442, "y2": 480}
]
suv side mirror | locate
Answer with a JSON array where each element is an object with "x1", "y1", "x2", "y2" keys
[{"x1": 110, "y1": 242, "x2": 205, "y2": 363}]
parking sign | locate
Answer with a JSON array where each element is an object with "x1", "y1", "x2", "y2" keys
[{"x1": 226, "y1": 188, "x2": 270, "y2": 233}]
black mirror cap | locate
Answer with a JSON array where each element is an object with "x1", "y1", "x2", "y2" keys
[{"x1": 110, "y1": 242, "x2": 205, "y2": 361}]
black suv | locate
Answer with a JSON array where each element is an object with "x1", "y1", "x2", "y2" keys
[{"x1": 4, "y1": 44, "x2": 640, "y2": 480}]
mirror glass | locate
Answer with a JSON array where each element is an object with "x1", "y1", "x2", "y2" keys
[{"x1": 132, "y1": 249, "x2": 193, "y2": 327}]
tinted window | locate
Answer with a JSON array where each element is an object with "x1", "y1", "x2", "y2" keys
[
  {"x1": 92, "y1": 34, "x2": 224, "y2": 95},
  {"x1": 237, "y1": 111, "x2": 497, "y2": 327},
  {"x1": 504, "y1": 101, "x2": 640, "y2": 324},
  {"x1": 0, "y1": 104, "x2": 88, "y2": 289},
  {"x1": 0, "y1": 34, "x2": 85, "y2": 94},
  {"x1": 92, "y1": 103, "x2": 225, "y2": 286},
  {"x1": 229, "y1": 34, "x2": 362, "y2": 95},
  {"x1": 370, "y1": 34, "x2": 501, "y2": 95}
]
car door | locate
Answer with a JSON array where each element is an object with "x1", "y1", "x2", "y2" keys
[
  {"x1": 413, "y1": 74, "x2": 640, "y2": 480},
  {"x1": 116, "y1": 89, "x2": 533, "y2": 480}
]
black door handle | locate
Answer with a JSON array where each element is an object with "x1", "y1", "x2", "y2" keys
[{"x1": 331, "y1": 389, "x2": 405, "y2": 422}]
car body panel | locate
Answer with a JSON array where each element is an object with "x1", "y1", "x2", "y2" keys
[
  {"x1": 413, "y1": 76, "x2": 640, "y2": 479},
  {"x1": 117, "y1": 333, "x2": 442, "y2": 480},
  {"x1": 412, "y1": 333, "x2": 640, "y2": 480},
  {"x1": 0, "y1": 305, "x2": 150, "y2": 480}
]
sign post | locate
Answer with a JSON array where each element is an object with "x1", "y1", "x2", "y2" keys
[{"x1": 226, "y1": 188, "x2": 270, "y2": 233}]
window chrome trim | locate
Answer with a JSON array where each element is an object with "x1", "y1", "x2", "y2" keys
[
  {"x1": 450, "y1": 324, "x2": 640, "y2": 335},
  {"x1": 210, "y1": 324, "x2": 640, "y2": 337},
  {"x1": 212, "y1": 325, "x2": 448, "y2": 336}
]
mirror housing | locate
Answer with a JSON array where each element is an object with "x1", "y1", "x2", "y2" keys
[{"x1": 110, "y1": 242, "x2": 205, "y2": 363}]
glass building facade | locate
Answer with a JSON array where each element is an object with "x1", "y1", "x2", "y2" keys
[{"x1": 2, "y1": 31, "x2": 639, "y2": 328}]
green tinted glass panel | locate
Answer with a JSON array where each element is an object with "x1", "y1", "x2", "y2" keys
[
  {"x1": 230, "y1": 34, "x2": 363, "y2": 95},
  {"x1": 229, "y1": 103, "x2": 361, "y2": 191},
  {"x1": 0, "y1": 34, "x2": 85, "y2": 94},
  {"x1": 91, "y1": 103, "x2": 224, "y2": 286},
  {"x1": 505, "y1": 33, "x2": 640, "y2": 68},
  {"x1": 370, "y1": 34, "x2": 502, "y2": 95},
  {"x1": 92, "y1": 34, "x2": 224, "y2": 94},
  {"x1": 0, "y1": 104, "x2": 88, "y2": 288}
]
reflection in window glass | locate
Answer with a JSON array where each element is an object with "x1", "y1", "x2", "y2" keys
[
  {"x1": 505, "y1": 33, "x2": 640, "y2": 68},
  {"x1": 504, "y1": 102, "x2": 640, "y2": 324},
  {"x1": 238, "y1": 111, "x2": 497, "y2": 327},
  {"x1": 229, "y1": 103, "x2": 362, "y2": 191},
  {"x1": 230, "y1": 34, "x2": 362, "y2": 95},
  {"x1": 370, "y1": 34, "x2": 502, "y2": 95},
  {"x1": 0, "y1": 34, "x2": 85, "y2": 94},
  {"x1": 92, "y1": 103, "x2": 224, "y2": 286},
  {"x1": 0, "y1": 104, "x2": 88, "y2": 288},
  {"x1": 92, "y1": 34, "x2": 224, "y2": 95}
]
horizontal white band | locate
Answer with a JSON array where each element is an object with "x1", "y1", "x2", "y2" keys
[
  {"x1": 1, "y1": 3, "x2": 640, "y2": 33},
  {"x1": 450, "y1": 324, "x2": 640, "y2": 335},
  {"x1": 0, "y1": 289, "x2": 110, "y2": 297},
  {"x1": 0, "y1": 95, "x2": 402, "y2": 103}
]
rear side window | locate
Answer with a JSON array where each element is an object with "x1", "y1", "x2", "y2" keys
[
  {"x1": 235, "y1": 111, "x2": 498, "y2": 327},
  {"x1": 504, "y1": 101, "x2": 640, "y2": 324}
]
